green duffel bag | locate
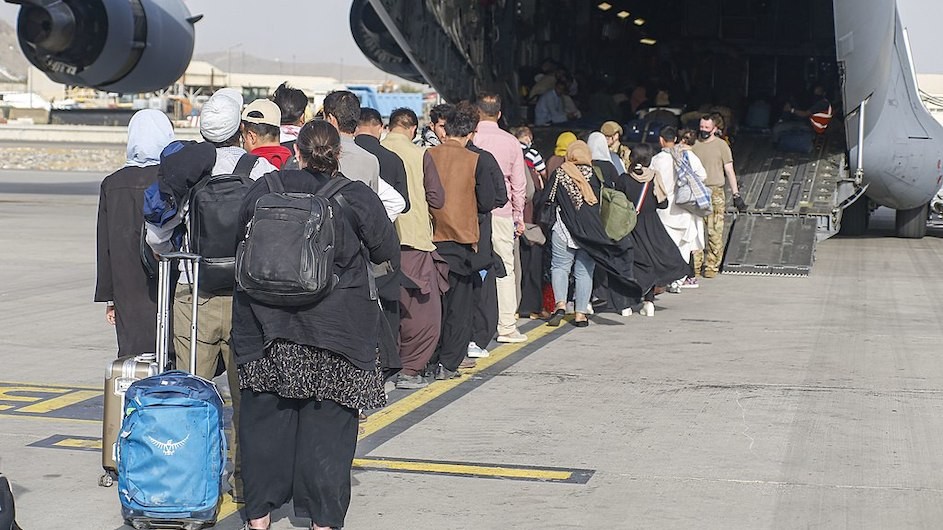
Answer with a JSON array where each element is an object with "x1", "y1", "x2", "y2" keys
[{"x1": 593, "y1": 167, "x2": 637, "y2": 241}]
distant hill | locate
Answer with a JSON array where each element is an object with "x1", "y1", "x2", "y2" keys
[{"x1": 194, "y1": 51, "x2": 421, "y2": 87}]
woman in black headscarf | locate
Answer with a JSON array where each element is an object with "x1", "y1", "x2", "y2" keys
[
  {"x1": 620, "y1": 143, "x2": 690, "y2": 316},
  {"x1": 543, "y1": 140, "x2": 643, "y2": 326}
]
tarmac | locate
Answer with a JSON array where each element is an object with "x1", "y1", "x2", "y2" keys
[{"x1": 3, "y1": 167, "x2": 943, "y2": 529}]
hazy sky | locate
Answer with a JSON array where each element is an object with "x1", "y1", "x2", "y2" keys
[{"x1": 0, "y1": 1, "x2": 940, "y2": 72}]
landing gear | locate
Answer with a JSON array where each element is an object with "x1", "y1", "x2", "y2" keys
[
  {"x1": 895, "y1": 202, "x2": 929, "y2": 238},
  {"x1": 839, "y1": 195, "x2": 870, "y2": 236}
]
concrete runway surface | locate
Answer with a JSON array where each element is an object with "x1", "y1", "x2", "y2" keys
[{"x1": 2, "y1": 169, "x2": 943, "y2": 529}]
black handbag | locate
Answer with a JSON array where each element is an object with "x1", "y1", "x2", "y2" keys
[{"x1": 535, "y1": 179, "x2": 558, "y2": 228}]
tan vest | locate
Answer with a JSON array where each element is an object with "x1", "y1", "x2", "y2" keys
[
  {"x1": 382, "y1": 131, "x2": 435, "y2": 252},
  {"x1": 427, "y1": 140, "x2": 479, "y2": 246}
]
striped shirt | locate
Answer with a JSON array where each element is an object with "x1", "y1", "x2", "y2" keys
[{"x1": 521, "y1": 143, "x2": 546, "y2": 173}]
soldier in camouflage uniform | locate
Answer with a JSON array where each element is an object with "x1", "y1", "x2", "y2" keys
[{"x1": 691, "y1": 114, "x2": 746, "y2": 277}]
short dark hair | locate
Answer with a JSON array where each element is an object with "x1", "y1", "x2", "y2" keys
[
  {"x1": 444, "y1": 101, "x2": 479, "y2": 138},
  {"x1": 273, "y1": 82, "x2": 308, "y2": 125},
  {"x1": 629, "y1": 142, "x2": 654, "y2": 173},
  {"x1": 242, "y1": 118, "x2": 280, "y2": 142},
  {"x1": 511, "y1": 125, "x2": 533, "y2": 140},
  {"x1": 389, "y1": 107, "x2": 418, "y2": 130},
  {"x1": 476, "y1": 92, "x2": 501, "y2": 118},
  {"x1": 659, "y1": 126, "x2": 678, "y2": 143},
  {"x1": 296, "y1": 119, "x2": 341, "y2": 174},
  {"x1": 429, "y1": 103, "x2": 454, "y2": 124},
  {"x1": 359, "y1": 107, "x2": 383, "y2": 127},
  {"x1": 322, "y1": 90, "x2": 361, "y2": 134},
  {"x1": 678, "y1": 128, "x2": 698, "y2": 146}
]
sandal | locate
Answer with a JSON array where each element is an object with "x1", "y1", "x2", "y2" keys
[
  {"x1": 546, "y1": 308, "x2": 565, "y2": 327},
  {"x1": 572, "y1": 313, "x2": 589, "y2": 328}
]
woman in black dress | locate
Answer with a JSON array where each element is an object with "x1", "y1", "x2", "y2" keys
[
  {"x1": 232, "y1": 120, "x2": 398, "y2": 530},
  {"x1": 620, "y1": 143, "x2": 690, "y2": 316}
]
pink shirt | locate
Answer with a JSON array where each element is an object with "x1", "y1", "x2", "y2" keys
[{"x1": 474, "y1": 120, "x2": 526, "y2": 222}]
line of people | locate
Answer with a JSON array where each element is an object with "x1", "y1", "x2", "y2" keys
[
  {"x1": 94, "y1": 82, "x2": 742, "y2": 528},
  {"x1": 94, "y1": 86, "x2": 548, "y2": 529}
]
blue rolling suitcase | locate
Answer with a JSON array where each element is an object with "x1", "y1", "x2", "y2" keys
[{"x1": 117, "y1": 253, "x2": 227, "y2": 530}]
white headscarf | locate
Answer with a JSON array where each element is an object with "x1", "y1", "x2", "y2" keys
[
  {"x1": 126, "y1": 109, "x2": 175, "y2": 167},
  {"x1": 589, "y1": 130, "x2": 627, "y2": 173},
  {"x1": 587, "y1": 131, "x2": 611, "y2": 162}
]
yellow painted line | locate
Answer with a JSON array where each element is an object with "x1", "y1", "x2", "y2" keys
[
  {"x1": 0, "y1": 385, "x2": 67, "y2": 403},
  {"x1": 54, "y1": 438, "x2": 102, "y2": 450},
  {"x1": 0, "y1": 405, "x2": 12, "y2": 411},
  {"x1": 359, "y1": 321, "x2": 562, "y2": 439},
  {"x1": 17, "y1": 390, "x2": 100, "y2": 414},
  {"x1": 0, "y1": 381, "x2": 100, "y2": 391},
  {"x1": 218, "y1": 495, "x2": 238, "y2": 520},
  {"x1": 353, "y1": 458, "x2": 572, "y2": 481}
]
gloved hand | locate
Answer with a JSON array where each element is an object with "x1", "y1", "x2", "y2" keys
[{"x1": 733, "y1": 194, "x2": 747, "y2": 212}]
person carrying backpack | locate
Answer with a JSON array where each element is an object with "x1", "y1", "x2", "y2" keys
[
  {"x1": 145, "y1": 87, "x2": 278, "y2": 504},
  {"x1": 231, "y1": 120, "x2": 398, "y2": 530}
]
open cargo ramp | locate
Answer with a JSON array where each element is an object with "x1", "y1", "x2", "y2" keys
[{"x1": 722, "y1": 135, "x2": 847, "y2": 276}]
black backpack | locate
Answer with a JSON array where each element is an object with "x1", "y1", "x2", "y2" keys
[
  {"x1": 281, "y1": 140, "x2": 300, "y2": 170},
  {"x1": 187, "y1": 153, "x2": 258, "y2": 295},
  {"x1": 235, "y1": 172, "x2": 353, "y2": 306}
]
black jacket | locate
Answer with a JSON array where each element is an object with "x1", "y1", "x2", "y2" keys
[
  {"x1": 231, "y1": 169, "x2": 399, "y2": 370},
  {"x1": 355, "y1": 134, "x2": 410, "y2": 213}
]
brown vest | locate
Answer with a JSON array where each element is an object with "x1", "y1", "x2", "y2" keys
[{"x1": 427, "y1": 140, "x2": 480, "y2": 246}]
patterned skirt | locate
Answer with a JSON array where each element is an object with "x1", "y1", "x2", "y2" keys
[{"x1": 238, "y1": 339, "x2": 386, "y2": 410}]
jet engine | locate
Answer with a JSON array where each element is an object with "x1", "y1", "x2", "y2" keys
[{"x1": 8, "y1": 0, "x2": 199, "y2": 93}]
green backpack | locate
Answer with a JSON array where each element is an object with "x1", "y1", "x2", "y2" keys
[{"x1": 593, "y1": 166, "x2": 637, "y2": 241}]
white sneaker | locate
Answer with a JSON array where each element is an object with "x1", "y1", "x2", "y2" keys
[
  {"x1": 467, "y1": 342, "x2": 490, "y2": 358},
  {"x1": 667, "y1": 280, "x2": 682, "y2": 294},
  {"x1": 585, "y1": 303, "x2": 594, "y2": 315},
  {"x1": 565, "y1": 301, "x2": 575, "y2": 314},
  {"x1": 620, "y1": 307, "x2": 633, "y2": 316},
  {"x1": 640, "y1": 301, "x2": 655, "y2": 317}
]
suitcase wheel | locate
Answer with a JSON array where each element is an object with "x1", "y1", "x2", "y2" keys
[{"x1": 98, "y1": 471, "x2": 116, "y2": 488}]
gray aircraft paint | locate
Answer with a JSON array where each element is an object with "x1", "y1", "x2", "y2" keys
[{"x1": 837, "y1": 0, "x2": 943, "y2": 211}]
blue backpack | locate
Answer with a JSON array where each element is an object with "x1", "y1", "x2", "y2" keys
[{"x1": 117, "y1": 370, "x2": 227, "y2": 527}]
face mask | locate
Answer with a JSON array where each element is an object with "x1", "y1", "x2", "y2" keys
[{"x1": 699, "y1": 130, "x2": 712, "y2": 140}]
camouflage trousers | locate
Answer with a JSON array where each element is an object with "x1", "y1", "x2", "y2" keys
[{"x1": 693, "y1": 186, "x2": 726, "y2": 275}]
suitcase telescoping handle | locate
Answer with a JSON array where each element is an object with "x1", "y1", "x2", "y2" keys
[{"x1": 155, "y1": 252, "x2": 201, "y2": 375}]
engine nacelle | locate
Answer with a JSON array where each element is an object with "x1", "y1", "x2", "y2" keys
[{"x1": 11, "y1": 0, "x2": 199, "y2": 93}]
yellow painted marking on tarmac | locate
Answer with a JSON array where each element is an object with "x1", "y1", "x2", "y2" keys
[
  {"x1": 54, "y1": 438, "x2": 102, "y2": 450},
  {"x1": 0, "y1": 385, "x2": 67, "y2": 403},
  {"x1": 0, "y1": 381, "x2": 100, "y2": 391},
  {"x1": 217, "y1": 495, "x2": 238, "y2": 520},
  {"x1": 359, "y1": 322, "x2": 562, "y2": 439},
  {"x1": 0, "y1": 405, "x2": 12, "y2": 411},
  {"x1": 16, "y1": 390, "x2": 99, "y2": 414},
  {"x1": 352, "y1": 458, "x2": 573, "y2": 481}
]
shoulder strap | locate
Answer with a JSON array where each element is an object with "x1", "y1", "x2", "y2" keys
[
  {"x1": 328, "y1": 181, "x2": 379, "y2": 302},
  {"x1": 263, "y1": 172, "x2": 284, "y2": 193},
  {"x1": 636, "y1": 181, "x2": 650, "y2": 213},
  {"x1": 233, "y1": 154, "x2": 259, "y2": 178},
  {"x1": 592, "y1": 166, "x2": 605, "y2": 186},
  {"x1": 316, "y1": 176, "x2": 353, "y2": 200}
]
